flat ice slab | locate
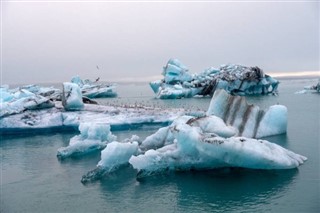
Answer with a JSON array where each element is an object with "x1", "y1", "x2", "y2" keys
[{"x1": 0, "y1": 102, "x2": 185, "y2": 134}]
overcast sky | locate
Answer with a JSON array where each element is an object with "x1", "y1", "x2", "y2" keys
[{"x1": 1, "y1": 1, "x2": 319, "y2": 84}]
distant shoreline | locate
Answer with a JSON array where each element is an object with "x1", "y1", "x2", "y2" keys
[{"x1": 3, "y1": 74, "x2": 319, "y2": 88}]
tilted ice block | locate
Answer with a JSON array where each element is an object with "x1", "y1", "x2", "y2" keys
[
  {"x1": 0, "y1": 95, "x2": 54, "y2": 118},
  {"x1": 162, "y1": 59, "x2": 192, "y2": 84},
  {"x1": 57, "y1": 122, "x2": 116, "y2": 159},
  {"x1": 62, "y1": 82, "x2": 84, "y2": 111},
  {"x1": 129, "y1": 124, "x2": 307, "y2": 176},
  {"x1": 207, "y1": 89, "x2": 287, "y2": 138}
]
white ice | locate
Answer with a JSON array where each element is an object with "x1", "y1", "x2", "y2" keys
[
  {"x1": 0, "y1": 88, "x2": 54, "y2": 118},
  {"x1": 207, "y1": 89, "x2": 287, "y2": 138},
  {"x1": 97, "y1": 141, "x2": 139, "y2": 171},
  {"x1": 62, "y1": 82, "x2": 84, "y2": 110},
  {"x1": 57, "y1": 122, "x2": 116, "y2": 159},
  {"x1": 129, "y1": 123, "x2": 307, "y2": 176}
]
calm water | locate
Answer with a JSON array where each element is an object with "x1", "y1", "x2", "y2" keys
[{"x1": 1, "y1": 79, "x2": 319, "y2": 212}]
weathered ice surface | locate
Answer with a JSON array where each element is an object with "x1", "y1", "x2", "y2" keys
[
  {"x1": 207, "y1": 89, "x2": 287, "y2": 138},
  {"x1": 0, "y1": 86, "x2": 55, "y2": 118},
  {"x1": 0, "y1": 102, "x2": 185, "y2": 134},
  {"x1": 129, "y1": 123, "x2": 306, "y2": 178},
  {"x1": 150, "y1": 59, "x2": 279, "y2": 99},
  {"x1": 71, "y1": 76, "x2": 117, "y2": 98}
]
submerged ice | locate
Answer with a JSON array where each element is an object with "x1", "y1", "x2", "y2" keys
[{"x1": 150, "y1": 59, "x2": 279, "y2": 99}]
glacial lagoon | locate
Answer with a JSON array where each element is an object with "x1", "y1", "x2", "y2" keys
[{"x1": 1, "y1": 78, "x2": 319, "y2": 212}]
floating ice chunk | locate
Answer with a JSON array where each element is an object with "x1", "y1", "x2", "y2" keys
[
  {"x1": 57, "y1": 122, "x2": 116, "y2": 159},
  {"x1": 62, "y1": 82, "x2": 84, "y2": 111},
  {"x1": 81, "y1": 140, "x2": 139, "y2": 183},
  {"x1": 150, "y1": 59, "x2": 279, "y2": 99},
  {"x1": 129, "y1": 124, "x2": 307, "y2": 177},
  {"x1": 70, "y1": 76, "x2": 117, "y2": 98},
  {"x1": 207, "y1": 89, "x2": 287, "y2": 138},
  {"x1": 97, "y1": 141, "x2": 139, "y2": 169},
  {"x1": 295, "y1": 79, "x2": 320, "y2": 94}
]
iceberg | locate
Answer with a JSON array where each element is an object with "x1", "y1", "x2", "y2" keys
[
  {"x1": 62, "y1": 82, "x2": 84, "y2": 111},
  {"x1": 295, "y1": 79, "x2": 320, "y2": 94},
  {"x1": 71, "y1": 76, "x2": 117, "y2": 98},
  {"x1": 129, "y1": 123, "x2": 306, "y2": 178},
  {"x1": 57, "y1": 122, "x2": 117, "y2": 159},
  {"x1": 150, "y1": 59, "x2": 279, "y2": 99}
]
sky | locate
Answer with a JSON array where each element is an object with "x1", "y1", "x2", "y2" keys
[{"x1": 1, "y1": 1, "x2": 319, "y2": 84}]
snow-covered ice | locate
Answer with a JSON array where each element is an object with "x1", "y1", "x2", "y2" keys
[
  {"x1": 150, "y1": 59, "x2": 279, "y2": 99},
  {"x1": 57, "y1": 122, "x2": 117, "y2": 159}
]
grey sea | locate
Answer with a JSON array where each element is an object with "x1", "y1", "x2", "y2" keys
[{"x1": 1, "y1": 78, "x2": 319, "y2": 212}]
